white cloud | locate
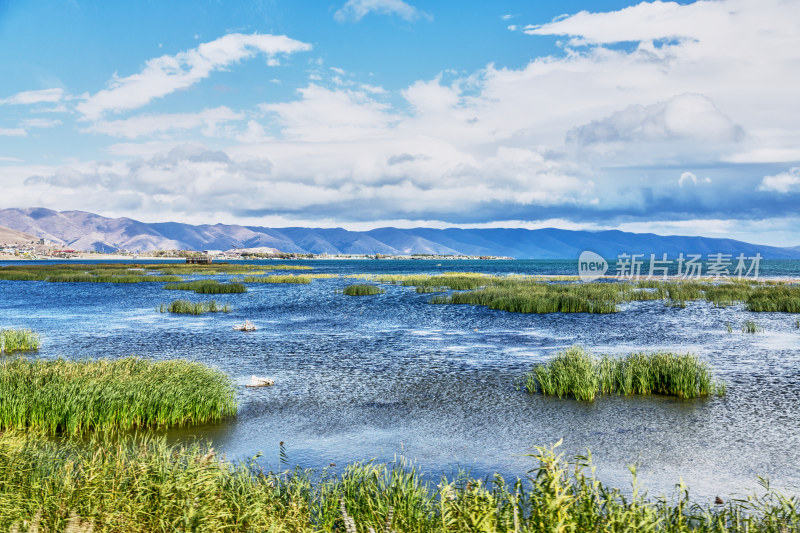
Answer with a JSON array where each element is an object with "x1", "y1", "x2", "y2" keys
[
  {"x1": 567, "y1": 94, "x2": 746, "y2": 164},
  {"x1": 260, "y1": 84, "x2": 396, "y2": 141},
  {"x1": 84, "y1": 107, "x2": 244, "y2": 139},
  {"x1": 0, "y1": 128, "x2": 26, "y2": 137},
  {"x1": 236, "y1": 120, "x2": 268, "y2": 143},
  {"x1": 22, "y1": 118, "x2": 62, "y2": 129},
  {"x1": 334, "y1": 0, "x2": 430, "y2": 22},
  {"x1": 570, "y1": 94, "x2": 742, "y2": 146},
  {"x1": 677, "y1": 171, "x2": 710, "y2": 187},
  {"x1": 523, "y1": 1, "x2": 729, "y2": 44},
  {"x1": 758, "y1": 167, "x2": 800, "y2": 194},
  {"x1": 678, "y1": 171, "x2": 697, "y2": 187},
  {"x1": 76, "y1": 33, "x2": 311, "y2": 120},
  {"x1": 0, "y1": 88, "x2": 65, "y2": 106}
]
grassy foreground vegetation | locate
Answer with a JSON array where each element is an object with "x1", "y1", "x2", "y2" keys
[
  {"x1": 0, "y1": 357, "x2": 237, "y2": 434},
  {"x1": 0, "y1": 436, "x2": 796, "y2": 532},
  {"x1": 159, "y1": 300, "x2": 230, "y2": 314},
  {"x1": 341, "y1": 284, "x2": 385, "y2": 296},
  {"x1": 0, "y1": 329, "x2": 40, "y2": 354},
  {"x1": 164, "y1": 280, "x2": 247, "y2": 293},
  {"x1": 523, "y1": 346, "x2": 725, "y2": 400}
]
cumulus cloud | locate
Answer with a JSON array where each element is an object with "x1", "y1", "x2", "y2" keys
[
  {"x1": 334, "y1": 0, "x2": 430, "y2": 22},
  {"x1": 569, "y1": 94, "x2": 742, "y2": 146},
  {"x1": 20, "y1": 145, "x2": 274, "y2": 214},
  {"x1": 566, "y1": 94, "x2": 744, "y2": 164},
  {"x1": 758, "y1": 168, "x2": 800, "y2": 194},
  {"x1": 76, "y1": 33, "x2": 311, "y2": 120},
  {"x1": 11, "y1": 139, "x2": 592, "y2": 224},
  {"x1": 0, "y1": 88, "x2": 65, "y2": 106},
  {"x1": 260, "y1": 84, "x2": 396, "y2": 141},
  {"x1": 84, "y1": 107, "x2": 244, "y2": 139}
]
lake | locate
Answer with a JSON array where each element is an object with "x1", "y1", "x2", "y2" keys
[{"x1": 1, "y1": 259, "x2": 798, "y2": 502}]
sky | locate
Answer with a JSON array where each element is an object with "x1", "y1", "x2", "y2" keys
[{"x1": 1, "y1": 0, "x2": 799, "y2": 246}]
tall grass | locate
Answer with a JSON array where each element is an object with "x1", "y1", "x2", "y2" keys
[
  {"x1": 0, "y1": 434, "x2": 795, "y2": 532},
  {"x1": 45, "y1": 273, "x2": 181, "y2": 283},
  {"x1": 415, "y1": 275, "x2": 800, "y2": 315},
  {"x1": 243, "y1": 274, "x2": 312, "y2": 284},
  {"x1": 164, "y1": 280, "x2": 247, "y2": 293},
  {"x1": 747, "y1": 285, "x2": 800, "y2": 312},
  {"x1": 434, "y1": 281, "x2": 622, "y2": 314},
  {"x1": 159, "y1": 300, "x2": 230, "y2": 314},
  {"x1": 0, "y1": 264, "x2": 184, "y2": 283},
  {"x1": 524, "y1": 346, "x2": 724, "y2": 400},
  {"x1": 401, "y1": 273, "x2": 489, "y2": 290},
  {"x1": 0, "y1": 270, "x2": 39, "y2": 281},
  {"x1": 0, "y1": 329, "x2": 40, "y2": 354},
  {"x1": 742, "y1": 320, "x2": 761, "y2": 333},
  {"x1": 342, "y1": 284, "x2": 385, "y2": 296},
  {"x1": 0, "y1": 357, "x2": 237, "y2": 434}
]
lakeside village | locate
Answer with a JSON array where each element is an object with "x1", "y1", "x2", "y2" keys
[{"x1": 0, "y1": 238, "x2": 512, "y2": 262}]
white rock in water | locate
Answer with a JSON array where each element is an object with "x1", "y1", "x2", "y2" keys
[{"x1": 248, "y1": 375, "x2": 274, "y2": 387}]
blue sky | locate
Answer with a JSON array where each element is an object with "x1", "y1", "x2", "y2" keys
[{"x1": 1, "y1": 0, "x2": 799, "y2": 246}]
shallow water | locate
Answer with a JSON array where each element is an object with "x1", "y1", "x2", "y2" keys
[{"x1": 1, "y1": 259, "x2": 799, "y2": 502}]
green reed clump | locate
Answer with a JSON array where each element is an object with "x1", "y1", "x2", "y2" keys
[
  {"x1": 0, "y1": 270, "x2": 39, "y2": 281},
  {"x1": 164, "y1": 280, "x2": 247, "y2": 293},
  {"x1": 0, "y1": 263, "x2": 192, "y2": 282},
  {"x1": 664, "y1": 281, "x2": 706, "y2": 307},
  {"x1": 0, "y1": 435, "x2": 796, "y2": 532},
  {"x1": 401, "y1": 273, "x2": 489, "y2": 291},
  {"x1": 703, "y1": 283, "x2": 754, "y2": 307},
  {"x1": 243, "y1": 274, "x2": 312, "y2": 284},
  {"x1": 746, "y1": 284, "x2": 800, "y2": 313},
  {"x1": 434, "y1": 280, "x2": 622, "y2": 314},
  {"x1": 416, "y1": 286, "x2": 446, "y2": 293},
  {"x1": 0, "y1": 357, "x2": 237, "y2": 434},
  {"x1": 45, "y1": 273, "x2": 165, "y2": 283},
  {"x1": 0, "y1": 329, "x2": 40, "y2": 354},
  {"x1": 160, "y1": 300, "x2": 230, "y2": 314},
  {"x1": 742, "y1": 320, "x2": 761, "y2": 333},
  {"x1": 623, "y1": 282, "x2": 669, "y2": 301},
  {"x1": 524, "y1": 346, "x2": 724, "y2": 400},
  {"x1": 526, "y1": 346, "x2": 599, "y2": 400},
  {"x1": 342, "y1": 284, "x2": 385, "y2": 296}
]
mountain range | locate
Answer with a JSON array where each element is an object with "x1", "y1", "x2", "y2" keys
[{"x1": 1, "y1": 207, "x2": 798, "y2": 259}]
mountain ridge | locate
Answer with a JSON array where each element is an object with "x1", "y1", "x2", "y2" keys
[{"x1": 1, "y1": 207, "x2": 798, "y2": 259}]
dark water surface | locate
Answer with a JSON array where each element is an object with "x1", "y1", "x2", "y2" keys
[{"x1": 1, "y1": 259, "x2": 799, "y2": 501}]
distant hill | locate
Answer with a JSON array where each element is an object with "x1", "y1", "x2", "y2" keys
[
  {"x1": 0, "y1": 207, "x2": 798, "y2": 259},
  {"x1": 0, "y1": 224, "x2": 39, "y2": 246}
]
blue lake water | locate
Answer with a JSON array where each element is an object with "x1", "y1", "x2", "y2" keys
[{"x1": 1, "y1": 259, "x2": 799, "y2": 502}]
